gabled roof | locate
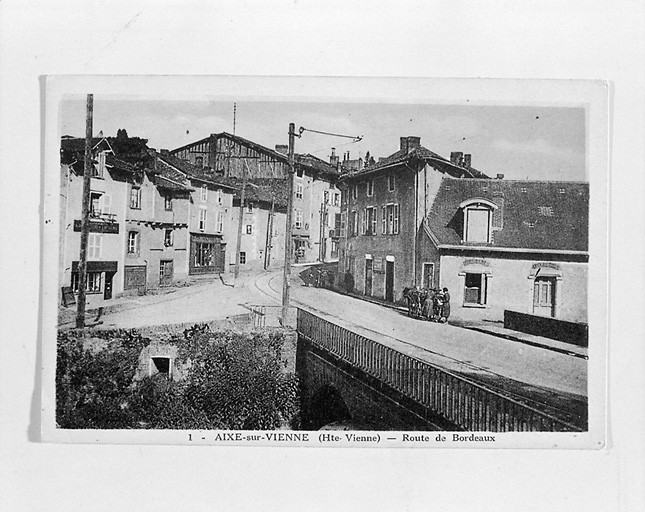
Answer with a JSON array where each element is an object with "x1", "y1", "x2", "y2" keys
[
  {"x1": 60, "y1": 136, "x2": 150, "y2": 175},
  {"x1": 212, "y1": 176, "x2": 289, "y2": 209},
  {"x1": 154, "y1": 156, "x2": 194, "y2": 192},
  {"x1": 425, "y1": 177, "x2": 589, "y2": 252},
  {"x1": 171, "y1": 132, "x2": 339, "y2": 178},
  {"x1": 156, "y1": 152, "x2": 237, "y2": 191},
  {"x1": 342, "y1": 145, "x2": 490, "y2": 180}
]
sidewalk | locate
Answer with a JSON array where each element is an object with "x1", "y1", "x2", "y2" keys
[
  {"x1": 308, "y1": 280, "x2": 587, "y2": 360},
  {"x1": 452, "y1": 320, "x2": 588, "y2": 359}
]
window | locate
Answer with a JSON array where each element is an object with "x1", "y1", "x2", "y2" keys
[
  {"x1": 323, "y1": 190, "x2": 329, "y2": 203},
  {"x1": 164, "y1": 228, "x2": 173, "y2": 247},
  {"x1": 127, "y1": 231, "x2": 139, "y2": 255},
  {"x1": 194, "y1": 242, "x2": 214, "y2": 267},
  {"x1": 350, "y1": 210, "x2": 358, "y2": 237},
  {"x1": 90, "y1": 192, "x2": 102, "y2": 216},
  {"x1": 330, "y1": 240, "x2": 338, "y2": 258},
  {"x1": 88, "y1": 233, "x2": 101, "y2": 259},
  {"x1": 239, "y1": 251, "x2": 247, "y2": 264},
  {"x1": 296, "y1": 183, "x2": 303, "y2": 199},
  {"x1": 351, "y1": 185, "x2": 358, "y2": 200},
  {"x1": 200, "y1": 184, "x2": 208, "y2": 202},
  {"x1": 217, "y1": 189, "x2": 222, "y2": 204},
  {"x1": 296, "y1": 168, "x2": 303, "y2": 178},
  {"x1": 521, "y1": 187, "x2": 527, "y2": 193},
  {"x1": 216, "y1": 211, "x2": 223, "y2": 232},
  {"x1": 464, "y1": 205, "x2": 492, "y2": 243},
  {"x1": 383, "y1": 204, "x2": 400, "y2": 235},
  {"x1": 559, "y1": 188, "x2": 566, "y2": 194},
  {"x1": 93, "y1": 151, "x2": 106, "y2": 178},
  {"x1": 246, "y1": 224, "x2": 253, "y2": 234},
  {"x1": 150, "y1": 357, "x2": 171, "y2": 379},
  {"x1": 72, "y1": 271, "x2": 102, "y2": 293},
  {"x1": 295, "y1": 208, "x2": 303, "y2": 229},
  {"x1": 381, "y1": 206, "x2": 387, "y2": 234},
  {"x1": 388, "y1": 174, "x2": 395, "y2": 192},
  {"x1": 464, "y1": 273, "x2": 487, "y2": 306},
  {"x1": 164, "y1": 194, "x2": 173, "y2": 211},
  {"x1": 363, "y1": 207, "x2": 376, "y2": 235},
  {"x1": 339, "y1": 212, "x2": 347, "y2": 238},
  {"x1": 366, "y1": 179, "x2": 374, "y2": 197},
  {"x1": 538, "y1": 206, "x2": 554, "y2": 217},
  {"x1": 195, "y1": 156, "x2": 204, "y2": 167},
  {"x1": 199, "y1": 209, "x2": 207, "y2": 230},
  {"x1": 130, "y1": 186, "x2": 141, "y2": 209},
  {"x1": 333, "y1": 192, "x2": 340, "y2": 206}
]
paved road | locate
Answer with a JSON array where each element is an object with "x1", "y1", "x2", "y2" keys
[
  {"x1": 256, "y1": 271, "x2": 587, "y2": 402},
  {"x1": 99, "y1": 268, "x2": 587, "y2": 417}
]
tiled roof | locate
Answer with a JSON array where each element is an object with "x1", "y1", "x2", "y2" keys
[
  {"x1": 60, "y1": 136, "x2": 144, "y2": 175},
  {"x1": 294, "y1": 153, "x2": 340, "y2": 177},
  {"x1": 213, "y1": 176, "x2": 289, "y2": 209},
  {"x1": 344, "y1": 145, "x2": 490, "y2": 180},
  {"x1": 156, "y1": 152, "x2": 236, "y2": 191},
  {"x1": 425, "y1": 178, "x2": 589, "y2": 252}
]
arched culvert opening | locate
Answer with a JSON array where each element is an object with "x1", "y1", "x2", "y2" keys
[{"x1": 309, "y1": 384, "x2": 351, "y2": 430}]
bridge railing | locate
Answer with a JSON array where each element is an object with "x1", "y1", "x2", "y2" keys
[{"x1": 297, "y1": 308, "x2": 582, "y2": 432}]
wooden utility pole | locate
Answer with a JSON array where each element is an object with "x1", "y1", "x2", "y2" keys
[
  {"x1": 264, "y1": 163, "x2": 276, "y2": 270},
  {"x1": 234, "y1": 157, "x2": 250, "y2": 280},
  {"x1": 281, "y1": 123, "x2": 296, "y2": 323},
  {"x1": 75, "y1": 94, "x2": 93, "y2": 328}
]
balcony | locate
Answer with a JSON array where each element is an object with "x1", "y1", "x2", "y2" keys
[{"x1": 73, "y1": 211, "x2": 119, "y2": 234}]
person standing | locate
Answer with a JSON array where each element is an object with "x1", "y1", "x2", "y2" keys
[{"x1": 441, "y1": 287, "x2": 451, "y2": 323}]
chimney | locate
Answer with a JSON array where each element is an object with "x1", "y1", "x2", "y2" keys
[
  {"x1": 463, "y1": 154, "x2": 472, "y2": 168},
  {"x1": 496, "y1": 173, "x2": 504, "y2": 179},
  {"x1": 400, "y1": 136, "x2": 421, "y2": 153},
  {"x1": 329, "y1": 147, "x2": 339, "y2": 166},
  {"x1": 275, "y1": 144, "x2": 288, "y2": 155},
  {"x1": 160, "y1": 149, "x2": 170, "y2": 156},
  {"x1": 450, "y1": 151, "x2": 463, "y2": 165}
]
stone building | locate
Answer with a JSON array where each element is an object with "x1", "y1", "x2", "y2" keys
[
  {"x1": 170, "y1": 132, "x2": 341, "y2": 264},
  {"x1": 338, "y1": 135, "x2": 589, "y2": 323}
]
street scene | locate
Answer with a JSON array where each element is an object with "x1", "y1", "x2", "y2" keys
[{"x1": 55, "y1": 97, "x2": 589, "y2": 432}]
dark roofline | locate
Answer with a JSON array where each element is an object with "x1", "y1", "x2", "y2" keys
[
  {"x1": 157, "y1": 152, "x2": 238, "y2": 191},
  {"x1": 171, "y1": 132, "x2": 338, "y2": 177}
]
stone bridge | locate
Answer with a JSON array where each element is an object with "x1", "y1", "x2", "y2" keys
[{"x1": 295, "y1": 309, "x2": 583, "y2": 432}]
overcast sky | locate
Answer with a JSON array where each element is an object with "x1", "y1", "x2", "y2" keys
[{"x1": 60, "y1": 98, "x2": 586, "y2": 182}]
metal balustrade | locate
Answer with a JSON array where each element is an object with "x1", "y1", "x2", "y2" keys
[{"x1": 297, "y1": 308, "x2": 582, "y2": 432}]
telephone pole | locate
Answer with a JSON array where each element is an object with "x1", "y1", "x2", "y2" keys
[
  {"x1": 234, "y1": 158, "x2": 249, "y2": 280},
  {"x1": 75, "y1": 94, "x2": 93, "y2": 328},
  {"x1": 281, "y1": 123, "x2": 296, "y2": 324}
]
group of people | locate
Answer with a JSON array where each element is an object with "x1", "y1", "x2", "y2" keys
[{"x1": 403, "y1": 286, "x2": 451, "y2": 323}]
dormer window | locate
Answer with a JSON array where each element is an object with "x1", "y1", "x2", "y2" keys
[{"x1": 460, "y1": 199, "x2": 498, "y2": 244}]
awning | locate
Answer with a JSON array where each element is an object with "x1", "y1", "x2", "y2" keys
[{"x1": 72, "y1": 260, "x2": 118, "y2": 273}]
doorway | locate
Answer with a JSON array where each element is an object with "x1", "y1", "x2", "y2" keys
[
  {"x1": 159, "y1": 260, "x2": 173, "y2": 287},
  {"x1": 364, "y1": 258, "x2": 373, "y2": 296},
  {"x1": 103, "y1": 272, "x2": 114, "y2": 300},
  {"x1": 533, "y1": 276, "x2": 556, "y2": 317},
  {"x1": 385, "y1": 260, "x2": 394, "y2": 302},
  {"x1": 422, "y1": 262, "x2": 434, "y2": 290}
]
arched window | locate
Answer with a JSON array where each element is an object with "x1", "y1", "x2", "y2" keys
[{"x1": 459, "y1": 198, "x2": 498, "y2": 243}]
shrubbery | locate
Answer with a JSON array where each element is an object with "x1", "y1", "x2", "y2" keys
[{"x1": 56, "y1": 326, "x2": 299, "y2": 430}]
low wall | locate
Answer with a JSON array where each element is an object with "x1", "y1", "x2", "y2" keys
[{"x1": 504, "y1": 310, "x2": 588, "y2": 347}]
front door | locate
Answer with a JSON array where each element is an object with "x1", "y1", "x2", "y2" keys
[
  {"x1": 422, "y1": 263, "x2": 434, "y2": 290},
  {"x1": 385, "y1": 260, "x2": 394, "y2": 302},
  {"x1": 533, "y1": 277, "x2": 556, "y2": 317},
  {"x1": 159, "y1": 260, "x2": 173, "y2": 287},
  {"x1": 364, "y1": 259, "x2": 373, "y2": 296},
  {"x1": 103, "y1": 272, "x2": 114, "y2": 300}
]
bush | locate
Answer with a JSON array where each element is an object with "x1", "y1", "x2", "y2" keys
[{"x1": 56, "y1": 327, "x2": 299, "y2": 430}]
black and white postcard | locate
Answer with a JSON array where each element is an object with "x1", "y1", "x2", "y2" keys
[{"x1": 41, "y1": 76, "x2": 608, "y2": 448}]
